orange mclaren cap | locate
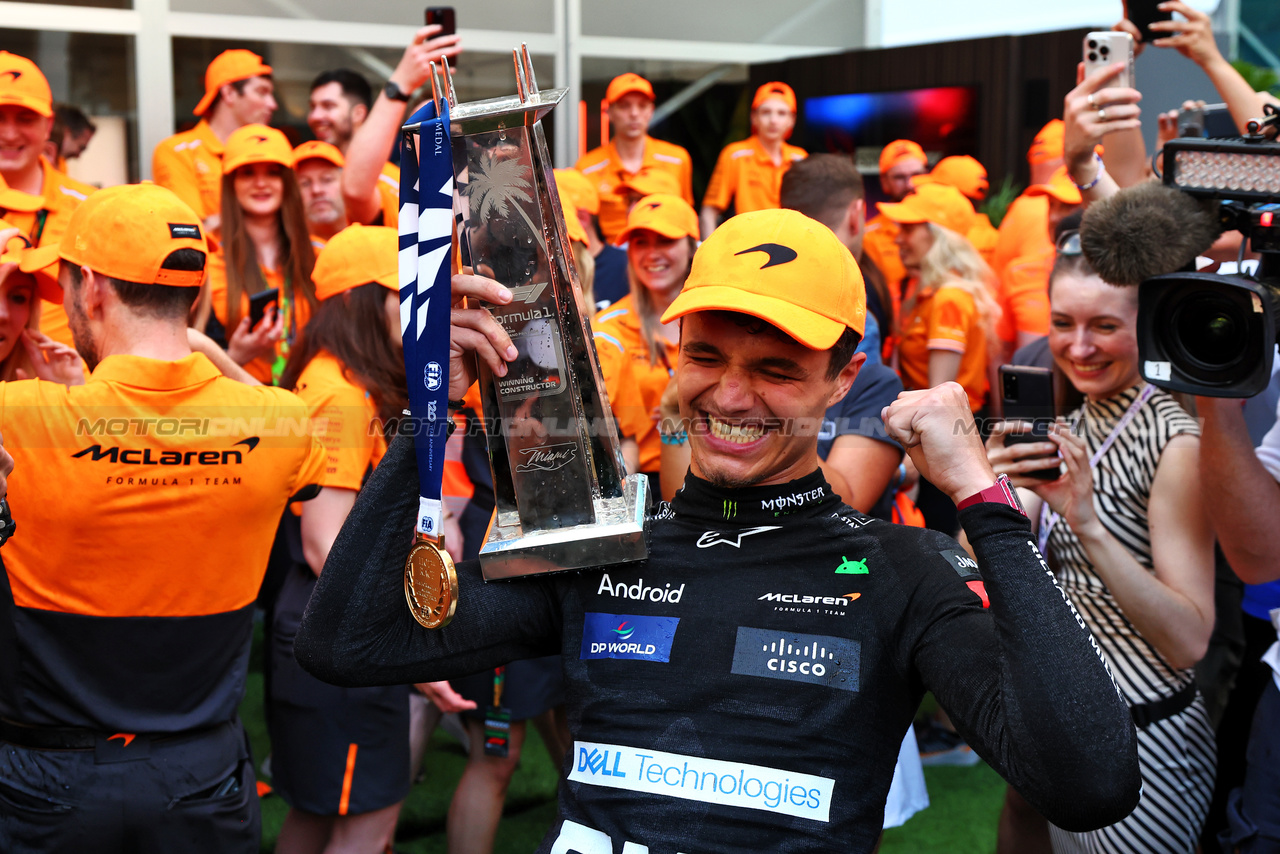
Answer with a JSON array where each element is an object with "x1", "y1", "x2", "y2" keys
[
  {"x1": 752, "y1": 81, "x2": 797, "y2": 113},
  {"x1": 1025, "y1": 164, "x2": 1082, "y2": 205},
  {"x1": 2, "y1": 221, "x2": 59, "y2": 304},
  {"x1": 21, "y1": 183, "x2": 207, "y2": 288},
  {"x1": 312, "y1": 224, "x2": 398, "y2": 301},
  {"x1": 0, "y1": 52, "x2": 52, "y2": 118},
  {"x1": 662, "y1": 208, "x2": 865, "y2": 345},
  {"x1": 876, "y1": 182, "x2": 976, "y2": 236},
  {"x1": 293, "y1": 140, "x2": 344, "y2": 168},
  {"x1": 555, "y1": 168, "x2": 599, "y2": 215},
  {"x1": 194, "y1": 49, "x2": 273, "y2": 117},
  {"x1": 559, "y1": 196, "x2": 588, "y2": 245},
  {"x1": 606, "y1": 73, "x2": 655, "y2": 106},
  {"x1": 615, "y1": 194, "x2": 699, "y2": 246},
  {"x1": 913, "y1": 155, "x2": 989, "y2": 202},
  {"x1": 223, "y1": 124, "x2": 294, "y2": 174},
  {"x1": 879, "y1": 139, "x2": 926, "y2": 175},
  {"x1": 1028, "y1": 119, "x2": 1065, "y2": 165}
]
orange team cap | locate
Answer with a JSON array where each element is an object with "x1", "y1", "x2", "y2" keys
[
  {"x1": 0, "y1": 52, "x2": 52, "y2": 118},
  {"x1": 606, "y1": 73, "x2": 655, "y2": 106},
  {"x1": 1028, "y1": 119, "x2": 1065, "y2": 165},
  {"x1": 223, "y1": 124, "x2": 294, "y2": 174},
  {"x1": 1, "y1": 219, "x2": 60, "y2": 304},
  {"x1": 293, "y1": 140, "x2": 345, "y2": 168},
  {"x1": 559, "y1": 194, "x2": 588, "y2": 245},
  {"x1": 555, "y1": 168, "x2": 600, "y2": 215},
  {"x1": 1025, "y1": 164, "x2": 1083, "y2": 205},
  {"x1": 879, "y1": 139, "x2": 926, "y2": 175},
  {"x1": 752, "y1": 81, "x2": 797, "y2": 113},
  {"x1": 312, "y1": 223, "x2": 398, "y2": 301},
  {"x1": 194, "y1": 49, "x2": 273, "y2": 117},
  {"x1": 615, "y1": 194, "x2": 699, "y2": 246},
  {"x1": 662, "y1": 208, "x2": 865, "y2": 345},
  {"x1": 876, "y1": 182, "x2": 976, "y2": 236},
  {"x1": 20, "y1": 182, "x2": 207, "y2": 288},
  {"x1": 913, "y1": 155, "x2": 989, "y2": 202}
]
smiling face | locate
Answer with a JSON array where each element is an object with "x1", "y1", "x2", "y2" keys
[
  {"x1": 1048, "y1": 271, "x2": 1141, "y2": 399},
  {"x1": 894, "y1": 221, "x2": 934, "y2": 273},
  {"x1": 679, "y1": 311, "x2": 861, "y2": 489},
  {"x1": 751, "y1": 99, "x2": 795, "y2": 145},
  {"x1": 0, "y1": 264, "x2": 34, "y2": 362},
  {"x1": 233, "y1": 162, "x2": 286, "y2": 218},
  {"x1": 0, "y1": 104, "x2": 52, "y2": 178},
  {"x1": 307, "y1": 81, "x2": 359, "y2": 148},
  {"x1": 627, "y1": 230, "x2": 692, "y2": 298}
]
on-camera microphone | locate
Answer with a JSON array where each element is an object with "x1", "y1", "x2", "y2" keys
[{"x1": 1079, "y1": 181, "x2": 1221, "y2": 287}]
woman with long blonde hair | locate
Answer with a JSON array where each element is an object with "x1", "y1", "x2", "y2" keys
[{"x1": 879, "y1": 183, "x2": 998, "y2": 412}]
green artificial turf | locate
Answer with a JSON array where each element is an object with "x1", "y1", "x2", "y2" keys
[{"x1": 240, "y1": 627, "x2": 1004, "y2": 852}]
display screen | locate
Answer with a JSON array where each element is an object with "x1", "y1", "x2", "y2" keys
[{"x1": 802, "y1": 86, "x2": 979, "y2": 164}]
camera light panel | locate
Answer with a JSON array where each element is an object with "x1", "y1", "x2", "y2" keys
[{"x1": 1170, "y1": 147, "x2": 1280, "y2": 198}]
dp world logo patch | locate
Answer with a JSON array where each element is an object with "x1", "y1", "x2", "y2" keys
[{"x1": 424, "y1": 361, "x2": 443, "y2": 391}]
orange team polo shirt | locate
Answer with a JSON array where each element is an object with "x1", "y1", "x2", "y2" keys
[
  {"x1": 992, "y1": 194, "x2": 1050, "y2": 283},
  {"x1": 863, "y1": 213, "x2": 906, "y2": 323},
  {"x1": 898, "y1": 284, "x2": 989, "y2": 412},
  {"x1": 996, "y1": 243, "x2": 1054, "y2": 347},
  {"x1": 0, "y1": 354, "x2": 325, "y2": 729},
  {"x1": 702, "y1": 137, "x2": 807, "y2": 214},
  {"x1": 293, "y1": 350, "x2": 387, "y2": 490},
  {"x1": 374, "y1": 161, "x2": 400, "y2": 229},
  {"x1": 968, "y1": 212, "x2": 1000, "y2": 270},
  {"x1": 592, "y1": 294, "x2": 678, "y2": 473},
  {"x1": 206, "y1": 246, "x2": 317, "y2": 384},
  {"x1": 152, "y1": 120, "x2": 225, "y2": 224},
  {"x1": 0, "y1": 158, "x2": 96, "y2": 349},
  {"x1": 575, "y1": 137, "x2": 695, "y2": 243}
]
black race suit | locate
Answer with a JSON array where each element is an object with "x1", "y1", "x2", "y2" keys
[{"x1": 297, "y1": 434, "x2": 1140, "y2": 853}]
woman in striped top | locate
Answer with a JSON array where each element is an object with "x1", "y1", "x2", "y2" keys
[{"x1": 988, "y1": 248, "x2": 1216, "y2": 854}]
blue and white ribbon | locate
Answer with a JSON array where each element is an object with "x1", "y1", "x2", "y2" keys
[{"x1": 398, "y1": 100, "x2": 455, "y2": 538}]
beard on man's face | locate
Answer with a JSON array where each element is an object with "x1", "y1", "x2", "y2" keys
[{"x1": 65, "y1": 289, "x2": 99, "y2": 372}]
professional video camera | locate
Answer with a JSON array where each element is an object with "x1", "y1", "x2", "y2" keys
[{"x1": 1136, "y1": 107, "x2": 1280, "y2": 397}]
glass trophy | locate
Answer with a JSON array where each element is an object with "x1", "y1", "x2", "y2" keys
[{"x1": 405, "y1": 48, "x2": 648, "y2": 579}]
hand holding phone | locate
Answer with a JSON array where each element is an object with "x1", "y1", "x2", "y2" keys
[
  {"x1": 1083, "y1": 32, "x2": 1136, "y2": 91},
  {"x1": 248, "y1": 288, "x2": 279, "y2": 330},
  {"x1": 996, "y1": 366, "x2": 1062, "y2": 481}
]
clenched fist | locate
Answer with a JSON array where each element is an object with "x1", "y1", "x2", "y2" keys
[{"x1": 882, "y1": 383, "x2": 998, "y2": 505}]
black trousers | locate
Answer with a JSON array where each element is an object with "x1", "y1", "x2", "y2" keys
[{"x1": 0, "y1": 720, "x2": 259, "y2": 854}]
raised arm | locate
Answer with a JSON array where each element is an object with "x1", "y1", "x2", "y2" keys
[
  {"x1": 342, "y1": 25, "x2": 461, "y2": 224},
  {"x1": 882, "y1": 384, "x2": 1140, "y2": 831}
]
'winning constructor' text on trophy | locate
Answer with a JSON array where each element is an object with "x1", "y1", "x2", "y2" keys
[{"x1": 405, "y1": 49, "x2": 647, "y2": 579}]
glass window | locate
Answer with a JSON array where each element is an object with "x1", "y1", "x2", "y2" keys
[
  {"x1": 167, "y1": 0, "x2": 553, "y2": 33},
  {"x1": 0, "y1": 29, "x2": 138, "y2": 184}
]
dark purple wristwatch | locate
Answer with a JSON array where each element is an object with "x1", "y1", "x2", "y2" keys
[{"x1": 956, "y1": 474, "x2": 1027, "y2": 518}]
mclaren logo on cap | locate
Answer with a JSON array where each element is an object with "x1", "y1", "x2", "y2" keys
[
  {"x1": 646, "y1": 202, "x2": 662, "y2": 210},
  {"x1": 735, "y1": 243, "x2": 797, "y2": 269},
  {"x1": 252, "y1": 135, "x2": 269, "y2": 143},
  {"x1": 169, "y1": 223, "x2": 202, "y2": 240},
  {"x1": 1, "y1": 71, "x2": 20, "y2": 81}
]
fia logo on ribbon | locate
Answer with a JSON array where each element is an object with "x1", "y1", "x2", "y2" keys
[{"x1": 425, "y1": 361, "x2": 443, "y2": 391}]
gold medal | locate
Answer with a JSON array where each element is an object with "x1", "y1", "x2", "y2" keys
[{"x1": 404, "y1": 535, "x2": 458, "y2": 629}]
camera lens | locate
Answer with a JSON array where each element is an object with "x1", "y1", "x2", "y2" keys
[
  {"x1": 1172, "y1": 294, "x2": 1249, "y2": 371},
  {"x1": 1100, "y1": 45, "x2": 1110, "y2": 55},
  {"x1": 1088, "y1": 39, "x2": 1097, "y2": 49},
  {"x1": 1088, "y1": 52, "x2": 1098, "y2": 62}
]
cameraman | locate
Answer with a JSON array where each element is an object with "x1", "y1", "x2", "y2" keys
[{"x1": 1199, "y1": 395, "x2": 1280, "y2": 853}]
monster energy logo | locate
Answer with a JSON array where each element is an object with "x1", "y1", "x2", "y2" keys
[{"x1": 722, "y1": 500, "x2": 737, "y2": 520}]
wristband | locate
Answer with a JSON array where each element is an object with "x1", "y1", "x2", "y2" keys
[
  {"x1": 660, "y1": 430, "x2": 688, "y2": 446},
  {"x1": 447, "y1": 398, "x2": 466, "y2": 411},
  {"x1": 1072, "y1": 152, "x2": 1106, "y2": 191},
  {"x1": 956, "y1": 474, "x2": 1027, "y2": 518}
]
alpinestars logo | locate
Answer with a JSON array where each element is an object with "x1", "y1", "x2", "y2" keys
[{"x1": 696, "y1": 526, "x2": 781, "y2": 548}]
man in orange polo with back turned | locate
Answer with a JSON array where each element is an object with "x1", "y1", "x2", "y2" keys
[
  {"x1": 862, "y1": 139, "x2": 928, "y2": 323},
  {"x1": 152, "y1": 49, "x2": 277, "y2": 228},
  {"x1": 576, "y1": 73, "x2": 695, "y2": 244},
  {"x1": 0, "y1": 51, "x2": 96, "y2": 349},
  {"x1": 700, "y1": 81, "x2": 807, "y2": 236},
  {"x1": 0, "y1": 182, "x2": 325, "y2": 853},
  {"x1": 991, "y1": 118, "x2": 1065, "y2": 282}
]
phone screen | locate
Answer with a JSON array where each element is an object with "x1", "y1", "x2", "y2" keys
[{"x1": 1124, "y1": 0, "x2": 1172, "y2": 43}]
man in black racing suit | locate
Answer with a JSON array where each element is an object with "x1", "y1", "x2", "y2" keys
[{"x1": 297, "y1": 209, "x2": 1141, "y2": 853}]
